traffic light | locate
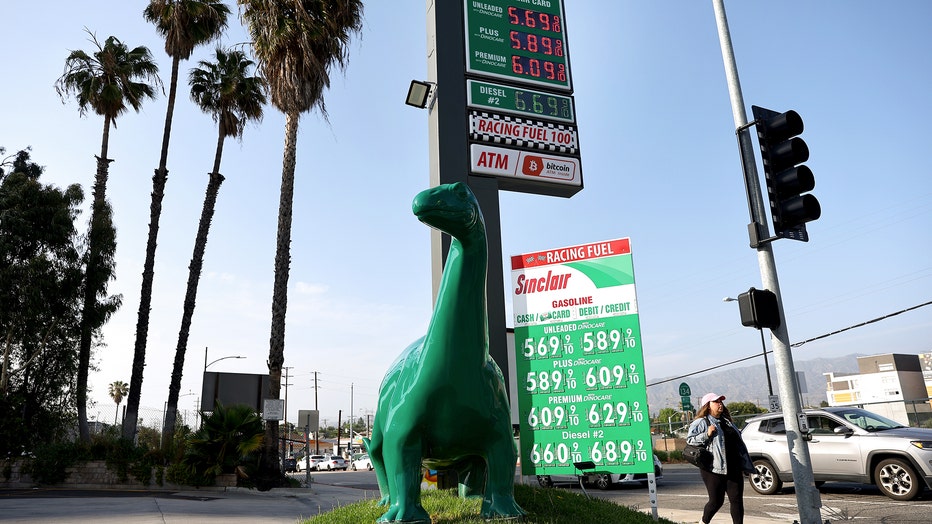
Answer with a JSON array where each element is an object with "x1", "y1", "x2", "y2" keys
[
  {"x1": 752, "y1": 105, "x2": 821, "y2": 241},
  {"x1": 737, "y1": 287, "x2": 780, "y2": 330}
]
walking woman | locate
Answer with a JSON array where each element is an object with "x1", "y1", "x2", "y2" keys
[{"x1": 686, "y1": 393, "x2": 754, "y2": 524}]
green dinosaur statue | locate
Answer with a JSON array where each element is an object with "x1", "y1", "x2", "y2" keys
[{"x1": 364, "y1": 182, "x2": 525, "y2": 523}]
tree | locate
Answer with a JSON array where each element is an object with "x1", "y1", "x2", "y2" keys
[
  {"x1": 125, "y1": 0, "x2": 232, "y2": 443},
  {"x1": 161, "y1": 46, "x2": 265, "y2": 453},
  {"x1": 55, "y1": 30, "x2": 160, "y2": 442},
  {"x1": 237, "y1": 0, "x2": 363, "y2": 486},
  {"x1": 0, "y1": 148, "x2": 87, "y2": 455},
  {"x1": 726, "y1": 401, "x2": 767, "y2": 417},
  {"x1": 108, "y1": 380, "x2": 129, "y2": 424}
]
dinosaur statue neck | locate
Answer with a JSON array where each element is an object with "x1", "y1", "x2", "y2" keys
[{"x1": 423, "y1": 232, "x2": 489, "y2": 372}]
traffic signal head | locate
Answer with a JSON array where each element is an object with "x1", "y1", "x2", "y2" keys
[
  {"x1": 752, "y1": 106, "x2": 821, "y2": 241},
  {"x1": 737, "y1": 287, "x2": 780, "y2": 330}
]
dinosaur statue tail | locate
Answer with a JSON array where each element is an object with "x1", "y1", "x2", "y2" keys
[{"x1": 363, "y1": 437, "x2": 372, "y2": 455}]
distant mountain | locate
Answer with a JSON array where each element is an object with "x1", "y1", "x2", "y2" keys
[{"x1": 645, "y1": 354, "x2": 863, "y2": 414}]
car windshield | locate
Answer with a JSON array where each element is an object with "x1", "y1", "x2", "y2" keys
[{"x1": 826, "y1": 407, "x2": 907, "y2": 431}]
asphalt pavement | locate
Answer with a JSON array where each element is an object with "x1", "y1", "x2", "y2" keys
[{"x1": 0, "y1": 479, "x2": 790, "y2": 524}]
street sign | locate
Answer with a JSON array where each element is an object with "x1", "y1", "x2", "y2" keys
[
  {"x1": 513, "y1": 238, "x2": 654, "y2": 478},
  {"x1": 469, "y1": 144, "x2": 580, "y2": 187},
  {"x1": 467, "y1": 79, "x2": 575, "y2": 123},
  {"x1": 469, "y1": 111, "x2": 578, "y2": 153},
  {"x1": 464, "y1": 0, "x2": 572, "y2": 91},
  {"x1": 298, "y1": 409, "x2": 319, "y2": 431},
  {"x1": 263, "y1": 399, "x2": 284, "y2": 421},
  {"x1": 678, "y1": 383, "x2": 691, "y2": 397}
]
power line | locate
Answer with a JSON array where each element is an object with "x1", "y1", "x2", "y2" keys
[{"x1": 646, "y1": 299, "x2": 932, "y2": 388}]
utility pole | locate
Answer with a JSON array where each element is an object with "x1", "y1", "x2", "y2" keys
[
  {"x1": 711, "y1": 1, "x2": 821, "y2": 523},
  {"x1": 313, "y1": 371, "x2": 319, "y2": 454}
]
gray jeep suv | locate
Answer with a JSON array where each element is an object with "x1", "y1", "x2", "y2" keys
[{"x1": 741, "y1": 407, "x2": 932, "y2": 500}]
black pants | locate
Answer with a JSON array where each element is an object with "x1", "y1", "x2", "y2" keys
[{"x1": 699, "y1": 467, "x2": 745, "y2": 524}]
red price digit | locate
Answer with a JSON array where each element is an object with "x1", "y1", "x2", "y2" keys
[
  {"x1": 544, "y1": 61, "x2": 555, "y2": 80},
  {"x1": 510, "y1": 31, "x2": 521, "y2": 50},
  {"x1": 539, "y1": 13, "x2": 550, "y2": 32},
  {"x1": 512, "y1": 55, "x2": 524, "y2": 75},
  {"x1": 552, "y1": 16, "x2": 562, "y2": 33},
  {"x1": 541, "y1": 36, "x2": 552, "y2": 55},
  {"x1": 527, "y1": 34, "x2": 538, "y2": 53},
  {"x1": 557, "y1": 64, "x2": 566, "y2": 82},
  {"x1": 508, "y1": 7, "x2": 519, "y2": 25},
  {"x1": 554, "y1": 39, "x2": 564, "y2": 57},
  {"x1": 529, "y1": 58, "x2": 541, "y2": 77},
  {"x1": 524, "y1": 10, "x2": 536, "y2": 28}
]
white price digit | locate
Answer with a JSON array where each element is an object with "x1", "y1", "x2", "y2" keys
[
  {"x1": 525, "y1": 372, "x2": 537, "y2": 392},
  {"x1": 616, "y1": 402, "x2": 628, "y2": 423},
  {"x1": 620, "y1": 440, "x2": 632, "y2": 462},
  {"x1": 523, "y1": 338, "x2": 535, "y2": 358},
  {"x1": 527, "y1": 407, "x2": 539, "y2": 427},
  {"x1": 605, "y1": 440, "x2": 618, "y2": 462},
  {"x1": 582, "y1": 332, "x2": 593, "y2": 353},
  {"x1": 587, "y1": 403, "x2": 600, "y2": 424},
  {"x1": 591, "y1": 441, "x2": 602, "y2": 463},
  {"x1": 531, "y1": 443, "x2": 541, "y2": 464}
]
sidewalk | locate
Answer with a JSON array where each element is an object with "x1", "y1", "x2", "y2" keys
[{"x1": 0, "y1": 482, "x2": 791, "y2": 524}]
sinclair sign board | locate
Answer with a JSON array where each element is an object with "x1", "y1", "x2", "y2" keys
[
  {"x1": 464, "y1": 0, "x2": 572, "y2": 91},
  {"x1": 512, "y1": 238, "x2": 654, "y2": 477}
]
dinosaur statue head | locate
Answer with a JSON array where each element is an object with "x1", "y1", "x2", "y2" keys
[{"x1": 412, "y1": 182, "x2": 484, "y2": 239}]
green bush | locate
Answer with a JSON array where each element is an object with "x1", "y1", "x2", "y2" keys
[{"x1": 24, "y1": 441, "x2": 88, "y2": 485}]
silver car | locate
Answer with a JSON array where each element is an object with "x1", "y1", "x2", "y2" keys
[
  {"x1": 536, "y1": 454, "x2": 664, "y2": 490},
  {"x1": 741, "y1": 407, "x2": 932, "y2": 500}
]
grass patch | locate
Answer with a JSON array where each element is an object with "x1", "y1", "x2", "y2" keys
[{"x1": 303, "y1": 484, "x2": 677, "y2": 524}]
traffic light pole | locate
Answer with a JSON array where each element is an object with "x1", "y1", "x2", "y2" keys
[{"x1": 711, "y1": 2, "x2": 823, "y2": 523}]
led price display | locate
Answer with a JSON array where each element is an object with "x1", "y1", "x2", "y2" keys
[
  {"x1": 465, "y1": 0, "x2": 572, "y2": 91},
  {"x1": 512, "y1": 238, "x2": 654, "y2": 477},
  {"x1": 467, "y1": 80, "x2": 575, "y2": 123}
]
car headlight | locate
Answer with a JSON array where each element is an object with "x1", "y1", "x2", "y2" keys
[{"x1": 910, "y1": 440, "x2": 932, "y2": 450}]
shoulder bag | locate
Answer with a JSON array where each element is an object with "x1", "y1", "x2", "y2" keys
[{"x1": 683, "y1": 418, "x2": 714, "y2": 471}]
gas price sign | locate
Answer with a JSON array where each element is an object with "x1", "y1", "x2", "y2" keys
[
  {"x1": 512, "y1": 238, "x2": 654, "y2": 477},
  {"x1": 465, "y1": 0, "x2": 572, "y2": 91}
]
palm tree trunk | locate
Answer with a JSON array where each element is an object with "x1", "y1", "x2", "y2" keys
[
  {"x1": 124, "y1": 56, "x2": 181, "y2": 442},
  {"x1": 78, "y1": 115, "x2": 115, "y2": 443},
  {"x1": 262, "y1": 111, "x2": 300, "y2": 481},
  {"x1": 162, "y1": 124, "x2": 226, "y2": 454}
]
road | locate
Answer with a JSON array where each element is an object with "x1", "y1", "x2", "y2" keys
[{"x1": 306, "y1": 464, "x2": 932, "y2": 523}]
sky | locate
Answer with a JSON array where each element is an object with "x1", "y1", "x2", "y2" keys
[{"x1": 2, "y1": 1, "x2": 930, "y2": 429}]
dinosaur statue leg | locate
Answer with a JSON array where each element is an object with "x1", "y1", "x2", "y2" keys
[
  {"x1": 480, "y1": 432, "x2": 526, "y2": 519},
  {"x1": 363, "y1": 435, "x2": 390, "y2": 506},
  {"x1": 378, "y1": 432, "x2": 430, "y2": 523},
  {"x1": 456, "y1": 457, "x2": 487, "y2": 499}
]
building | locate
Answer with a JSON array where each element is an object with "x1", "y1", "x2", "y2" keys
[{"x1": 824, "y1": 353, "x2": 932, "y2": 426}]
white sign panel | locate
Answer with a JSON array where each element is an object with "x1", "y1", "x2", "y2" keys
[
  {"x1": 263, "y1": 398, "x2": 284, "y2": 421},
  {"x1": 469, "y1": 144, "x2": 580, "y2": 187},
  {"x1": 470, "y1": 111, "x2": 578, "y2": 153}
]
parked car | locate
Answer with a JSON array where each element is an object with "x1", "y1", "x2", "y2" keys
[
  {"x1": 741, "y1": 407, "x2": 932, "y2": 500},
  {"x1": 536, "y1": 454, "x2": 664, "y2": 490},
  {"x1": 352, "y1": 453, "x2": 373, "y2": 471},
  {"x1": 297, "y1": 454, "x2": 326, "y2": 472},
  {"x1": 283, "y1": 457, "x2": 297, "y2": 473},
  {"x1": 321, "y1": 455, "x2": 348, "y2": 471}
]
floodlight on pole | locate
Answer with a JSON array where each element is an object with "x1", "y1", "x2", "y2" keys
[{"x1": 405, "y1": 80, "x2": 436, "y2": 109}]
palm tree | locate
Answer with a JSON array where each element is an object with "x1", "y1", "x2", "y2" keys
[
  {"x1": 108, "y1": 380, "x2": 129, "y2": 424},
  {"x1": 161, "y1": 47, "x2": 266, "y2": 453},
  {"x1": 124, "y1": 0, "x2": 232, "y2": 443},
  {"x1": 55, "y1": 30, "x2": 161, "y2": 443},
  {"x1": 236, "y1": 0, "x2": 363, "y2": 484}
]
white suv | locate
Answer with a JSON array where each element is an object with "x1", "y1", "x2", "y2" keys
[{"x1": 741, "y1": 407, "x2": 932, "y2": 500}]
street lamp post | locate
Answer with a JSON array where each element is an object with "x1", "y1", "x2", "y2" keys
[
  {"x1": 723, "y1": 297, "x2": 774, "y2": 396},
  {"x1": 201, "y1": 346, "x2": 246, "y2": 415}
]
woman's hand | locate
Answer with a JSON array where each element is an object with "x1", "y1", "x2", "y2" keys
[{"x1": 707, "y1": 424, "x2": 717, "y2": 437}]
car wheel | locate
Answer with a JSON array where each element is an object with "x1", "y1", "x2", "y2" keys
[
  {"x1": 594, "y1": 474, "x2": 613, "y2": 490},
  {"x1": 875, "y1": 458, "x2": 921, "y2": 501},
  {"x1": 537, "y1": 475, "x2": 554, "y2": 488},
  {"x1": 367, "y1": 464, "x2": 373, "y2": 471},
  {"x1": 749, "y1": 459, "x2": 783, "y2": 495}
]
